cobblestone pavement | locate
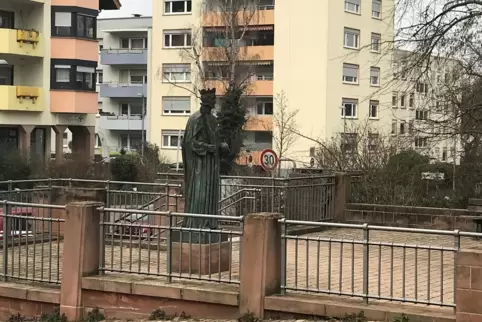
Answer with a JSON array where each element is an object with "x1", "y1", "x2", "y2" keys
[{"x1": 0, "y1": 228, "x2": 478, "y2": 307}]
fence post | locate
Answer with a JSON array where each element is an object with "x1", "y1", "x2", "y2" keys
[
  {"x1": 60, "y1": 202, "x2": 103, "y2": 321},
  {"x1": 455, "y1": 246, "x2": 482, "y2": 320},
  {"x1": 239, "y1": 212, "x2": 282, "y2": 319},
  {"x1": 2, "y1": 201, "x2": 8, "y2": 281},
  {"x1": 334, "y1": 173, "x2": 349, "y2": 221},
  {"x1": 363, "y1": 223, "x2": 369, "y2": 304}
]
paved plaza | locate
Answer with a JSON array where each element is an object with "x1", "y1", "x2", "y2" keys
[{"x1": 0, "y1": 228, "x2": 478, "y2": 307}]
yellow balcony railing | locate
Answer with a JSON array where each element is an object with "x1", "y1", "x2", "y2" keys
[
  {"x1": 0, "y1": 86, "x2": 44, "y2": 112},
  {"x1": 17, "y1": 29, "x2": 40, "y2": 47},
  {"x1": 0, "y1": 29, "x2": 43, "y2": 57}
]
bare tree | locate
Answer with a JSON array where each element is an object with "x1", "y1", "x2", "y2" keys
[
  {"x1": 269, "y1": 91, "x2": 299, "y2": 171},
  {"x1": 159, "y1": 0, "x2": 271, "y2": 173}
]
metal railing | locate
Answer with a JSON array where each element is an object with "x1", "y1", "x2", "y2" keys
[
  {"x1": 0, "y1": 201, "x2": 65, "y2": 284},
  {"x1": 99, "y1": 207, "x2": 242, "y2": 284},
  {"x1": 221, "y1": 175, "x2": 335, "y2": 221},
  {"x1": 279, "y1": 219, "x2": 482, "y2": 308}
]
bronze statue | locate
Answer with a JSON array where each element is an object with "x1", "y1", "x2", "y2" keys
[{"x1": 180, "y1": 88, "x2": 229, "y2": 237}]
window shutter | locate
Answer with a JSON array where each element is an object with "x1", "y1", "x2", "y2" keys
[
  {"x1": 163, "y1": 97, "x2": 191, "y2": 112},
  {"x1": 163, "y1": 64, "x2": 190, "y2": 73},
  {"x1": 372, "y1": 0, "x2": 381, "y2": 12},
  {"x1": 343, "y1": 64, "x2": 358, "y2": 77}
]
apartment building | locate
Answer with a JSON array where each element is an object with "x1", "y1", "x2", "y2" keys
[
  {"x1": 390, "y1": 49, "x2": 461, "y2": 164},
  {"x1": 0, "y1": 0, "x2": 120, "y2": 162},
  {"x1": 149, "y1": 0, "x2": 395, "y2": 166},
  {"x1": 97, "y1": 16, "x2": 152, "y2": 155},
  {"x1": 150, "y1": 0, "x2": 275, "y2": 164}
]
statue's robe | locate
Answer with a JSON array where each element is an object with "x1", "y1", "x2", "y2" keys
[{"x1": 181, "y1": 110, "x2": 220, "y2": 229}]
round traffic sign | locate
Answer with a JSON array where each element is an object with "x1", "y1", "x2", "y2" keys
[{"x1": 260, "y1": 149, "x2": 278, "y2": 171}]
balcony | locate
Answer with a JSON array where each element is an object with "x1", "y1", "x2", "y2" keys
[
  {"x1": 0, "y1": 86, "x2": 44, "y2": 112},
  {"x1": 100, "y1": 49, "x2": 148, "y2": 65},
  {"x1": 99, "y1": 83, "x2": 147, "y2": 98},
  {"x1": 245, "y1": 115, "x2": 272, "y2": 131},
  {"x1": 0, "y1": 29, "x2": 43, "y2": 58},
  {"x1": 206, "y1": 79, "x2": 273, "y2": 96},
  {"x1": 50, "y1": 91, "x2": 97, "y2": 113},
  {"x1": 202, "y1": 7, "x2": 274, "y2": 27},
  {"x1": 203, "y1": 45, "x2": 274, "y2": 61},
  {"x1": 99, "y1": 115, "x2": 143, "y2": 131}
]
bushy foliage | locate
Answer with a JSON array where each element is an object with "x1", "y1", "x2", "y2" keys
[
  {"x1": 110, "y1": 152, "x2": 139, "y2": 182},
  {"x1": 0, "y1": 143, "x2": 31, "y2": 183},
  {"x1": 217, "y1": 86, "x2": 247, "y2": 174}
]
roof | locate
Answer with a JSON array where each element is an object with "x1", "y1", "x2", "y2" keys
[{"x1": 100, "y1": 0, "x2": 121, "y2": 10}]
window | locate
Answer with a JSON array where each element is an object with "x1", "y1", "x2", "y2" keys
[
  {"x1": 256, "y1": 101, "x2": 274, "y2": 115},
  {"x1": 408, "y1": 120, "x2": 414, "y2": 134},
  {"x1": 0, "y1": 10, "x2": 14, "y2": 29},
  {"x1": 162, "y1": 97, "x2": 191, "y2": 114},
  {"x1": 341, "y1": 133, "x2": 357, "y2": 154},
  {"x1": 416, "y1": 82, "x2": 429, "y2": 94},
  {"x1": 368, "y1": 134, "x2": 378, "y2": 152},
  {"x1": 54, "y1": 12, "x2": 72, "y2": 36},
  {"x1": 344, "y1": 28, "x2": 360, "y2": 49},
  {"x1": 400, "y1": 94, "x2": 406, "y2": 108},
  {"x1": 255, "y1": 131, "x2": 272, "y2": 143},
  {"x1": 434, "y1": 147, "x2": 440, "y2": 160},
  {"x1": 0, "y1": 65, "x2": 13, "y2": 85},
  {"x1": 369, "y1": 100, "x2": 378, "y2": 119},
  {"x1": 371, "y1": 33, "x2": 381, "y2": 52},
  {"x1": 164, "y1": 30, "x2": 191, "y2": 47},
  {"x1": 53, "y1": 10, "x2": 97, "y2": 39},
  {"x1": 372, "y1": 0, "x2": 381, "y2": 18},
  {"x1": 370, "y1": 67, "x2": 380, "y2": 86},
  {"x1": 342, "y1": 98, "x2": 357, "y2": 118},
  {"x1": 391, "y1": 120, "x2": 397, "y2": 135},
  {"x1": 415, "y1": 137, "x2": 428, "y2": 148},
  {"x1": 52, "y1": 62, "x2": 96, "y2": 91},
  {"x1": 345, "y1": 0, "x2": 360, "y2": 13},
  {"x1": 76, "y1": 14, "x2": 95, "y2": 38},
  {"x1": 343, "y1": 63, "x2": 359, "y2": 84},
  {"x1": 76, "y1": 66, "x2": 95, "y2": 90},
  {"x1": 415, "y1": 109, "x2": 428, "y2": 120},
  {"x1": 442, "y1": 147, "x2": 448, "y2": 161},
  {"x1": 120, "y1": 133, "x2": 142, "y2": 151},
  {"x1": 55, "y1": 65, "x2": 70, "y2": 83},
  {"x1": 162, "y1": 130, "x2": 184, "y2": 148},
  {"x1": 120, "y1": 38, "x2": 147, "y2": 49},
  {"x1": 129, "y1": 70, "x2": 148, "y2": 84},
  {"x1": 392, "y1": 63, "x2": 399, "y2": 79},
  {"x1": 392, "y1": 92, "x2": 398, "y2": 108},
  {"x1": 164, "y1": 0, "x2": 192, "y2": 14},
  {"x1": 409, "y1": 93, "x2": 414, "y2": 108},
  {"x1": 400, "y1": 122, "x2": 405, "y2": 135},
  {"x1": 120, "y1": 103, "x2": 142, "y2": 116},
  {"x1": 96, "y1": 70, "x2": 103, "y2": 84},
  {"x1": 162, "y1": 64, "x2": 191, "y2": 83}
]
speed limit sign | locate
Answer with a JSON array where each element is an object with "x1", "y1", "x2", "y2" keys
[{"x1": 260, "y1": 149, "x2": 278, "y2": 171}]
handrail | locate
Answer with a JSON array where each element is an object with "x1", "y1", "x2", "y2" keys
[
  {"x1": 218, "y1": 195, "x2": 256, "y2": 213},
  {"x1": 219, "y1": 188, "x2": 259, "y2": 204}
]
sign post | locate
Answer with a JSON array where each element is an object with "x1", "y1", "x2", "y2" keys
[{"x1": 260, "y1": 149, "x2": 279, "y2": 172}]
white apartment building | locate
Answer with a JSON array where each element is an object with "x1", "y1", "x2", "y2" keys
[
  {"x1": 56, "y1": 16, "x2": 152, "y2": 157},
  {"x1": 149, "y1": 0, "x2": 395, "y2": 166},
  {"x1": 390, "y1": 50, "x2": 461, "y2": 164},
  {"x1": 97, "y1": 16, "x2": 152, "y2": 155}
]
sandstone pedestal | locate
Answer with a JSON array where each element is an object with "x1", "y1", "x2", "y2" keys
[{"x1": 171, "y1": 241, "x2": 231, "y2": 275}]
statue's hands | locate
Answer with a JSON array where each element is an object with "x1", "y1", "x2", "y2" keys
[
  {"x1": 220, "y1": 142, "x2": 230, "y2": 152},
  {"x1": 207, "y1": 144, "x2": 216, "y2": 153}
]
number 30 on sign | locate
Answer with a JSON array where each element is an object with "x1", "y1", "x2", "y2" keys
[{"x1": 260, "y1": 149, "x2": 278, "y2": 171}]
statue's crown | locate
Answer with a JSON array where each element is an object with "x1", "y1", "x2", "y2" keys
[{"x1": 200, "y1": 88, "x2": 216, "y2": 96}]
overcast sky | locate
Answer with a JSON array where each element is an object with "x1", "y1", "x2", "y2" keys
[{"x1": 99, "y1": 0, "x2": 152, "y2": 19}]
